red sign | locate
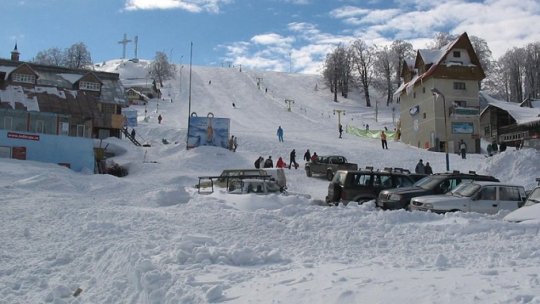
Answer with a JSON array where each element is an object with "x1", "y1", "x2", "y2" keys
[{"x1": 7, "y1": 132, "x2": 40, "y2": 141}]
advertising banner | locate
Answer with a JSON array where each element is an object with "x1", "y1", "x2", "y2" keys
[
  {"x1": 121, "y1": 109, "x2": 138, "y2": 127},
  {"x1": 187, "y1": 113, "x2": 230, "y2": 149}
]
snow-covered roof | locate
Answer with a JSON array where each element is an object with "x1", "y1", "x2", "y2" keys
[
  {"x1": 480, "y1": 91, "x2": 540, "y2": 125},
  {"x1": 418, "y1": 49, "x2": 443, "y2": 64},
  {"x1": 0, "y1": 85, "x2": 40, "y2": 111}
]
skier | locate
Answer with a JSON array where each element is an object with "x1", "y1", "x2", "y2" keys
[
  {"x1": 303, "y1": 149, "x2": 311, "y2": 162},
  {"x1": 339, "y1": 124, "x2": 343, "y2": 138},
  {"x1": 277, "y1": 126, "x2": 284, "y2": 142},
  {"x1": 276, "y1": 157, "x2": 287, "y2": 168},
  {"x1": 158, "y1": 114, "x2": 162, "y2": 124},
  {"x1": 232, "y1": 102, "x2": 236, "y2": 108},
  {"x1": 288, "y1": 149, "x2": 298, "y2": 169},
  {"x1": 264, "y1": 156, "x2": 274, "y2": 168}
]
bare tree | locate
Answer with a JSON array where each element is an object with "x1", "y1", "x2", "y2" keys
[
  {"x1": 33, "y1": 47, "x2": 65, "y2": 66},
  {"x1": 390, "y1": 40, "x2": 414, "y2": 89},
  {"x1": 64, "y1": 42, "x2": 92, "y2": 69},
  {"x1": 373, "y1": 46, "x2": 394, "y2": 106},
  {"x1": 149, "y1": 51, "x2": 176, "y2": 87},
  {"x1": 323, "y1": 45, "x2": 352, "y2": 102},
  {"x1": 524, "y1": 42, "x2": 540, "y2": 99},
  {"x1": 351, "y1": 39, "x2": 374, "y2": 107}
]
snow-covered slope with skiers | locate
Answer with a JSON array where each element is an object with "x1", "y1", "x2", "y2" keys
[{"x1": 1, "y1": 59, "x2": 540, "y2": 303}]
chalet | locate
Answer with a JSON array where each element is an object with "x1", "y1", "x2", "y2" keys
[
  {"x1": 394, "y1": 32, "x2": 485, "y2": 154},
  {"x1": 479, "y1": 92, "x2": 540, "y2": 149}
]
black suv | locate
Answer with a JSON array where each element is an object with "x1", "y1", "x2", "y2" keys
[
  {"x1": 377, "y1": 171, "x2": 499, "y2": 210},
  {"x1": 326, "y1": 167, "x2": 418, "y2": 205}
]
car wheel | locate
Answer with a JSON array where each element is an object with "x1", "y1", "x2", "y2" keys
[
  {"x1": 326, "y1": 170, "x2": 334, "y2": 181},
  {"x1": 306, "y1": 167, "x2": 312, "y2": 177}
]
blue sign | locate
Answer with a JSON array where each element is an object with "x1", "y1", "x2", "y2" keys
[{"x1": 187, "y1": 113, "x2": 230, "y2": 149}]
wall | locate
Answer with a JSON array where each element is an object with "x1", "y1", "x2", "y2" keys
[{"x1": 0, "y1": 130, "x2": 94, "y2": 172}]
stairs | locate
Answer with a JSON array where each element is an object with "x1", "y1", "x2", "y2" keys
[{"x1": 122, "y1": 128, "x2": 142, "y2": 146}]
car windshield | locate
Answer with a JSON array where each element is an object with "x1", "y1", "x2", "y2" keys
[
  {"x1": 452, "y1": 183, "x2": 481, "y2": 197},
  {"x1": 526, "y1": 188, "x2": 540, "y2": 204},
  {"x1": 414, "y1": 176, "x2": 446, "y2": 190}
]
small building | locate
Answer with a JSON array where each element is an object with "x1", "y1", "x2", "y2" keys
[
  {"x1": 479, "y1": 92, "x2": 540, "y2": 149},
  {"x1": 394, "y1": 32, "x2": 485, "y2": 154}
]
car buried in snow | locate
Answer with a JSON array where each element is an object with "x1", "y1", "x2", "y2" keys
[
  {"x1": 409, "y1": 181, "x2": 526, "y2": 214},
  {"x1": 305, "y1": 155, "x2": 358, "y2": 181}
]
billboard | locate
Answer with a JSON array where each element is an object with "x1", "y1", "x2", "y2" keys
[
  {"x1": 187, "y1": 113, "x2": 230, "y2": 149},
  {"x1": 121, "y1": 109, "x2": 138, "y2": 127}
]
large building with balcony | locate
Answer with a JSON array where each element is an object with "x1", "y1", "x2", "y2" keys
[{"x1": 394, "y1": 32, "x2": 485, "y2": 154}]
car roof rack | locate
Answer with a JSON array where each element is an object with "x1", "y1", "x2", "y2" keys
[
  {"x1": 365, "y1": 166, "x2": 374, "y2": 171},
  {"x1": 468, "y1": 171, "x2": 477, "y2": 175}
]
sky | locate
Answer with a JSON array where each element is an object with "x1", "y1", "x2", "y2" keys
[
  {"x1": 2, "y1": 60, "x2": 540, "y2": 303},
  {"x1": 1, "y1": 0, "x2": 540, "y2": 74}
]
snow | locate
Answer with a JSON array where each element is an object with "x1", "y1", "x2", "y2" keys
[
  {"x1": 0, "y1": 85, "x2": 39, "y2": 111},
  {"x1": 480, "y1": 91, "x2": 540, "y2": 125},
  {"x1": 2, "y1": 61, "x2": 540, "y2": 303}
]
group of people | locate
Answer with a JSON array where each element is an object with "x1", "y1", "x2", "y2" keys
[
  {"x1": 228, "y1": 135, "x2": 238, "y2": 152},
  {"x1": 303, "y1": 149, "x2": 318, "y2": 162},
  {"x1": 415, "y1": 159, "x2": 433, "y2": 175},
  {"x1": 254, "y1": 149, "x2": 300, "y2": 170}
]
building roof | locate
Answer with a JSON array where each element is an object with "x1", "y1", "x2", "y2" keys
[
  {"x1": 0, "y1": 58, "x2": 127, "y2": 107},
  {"x1": 479, "y1": 91, "x2": 540, "y2": 125},
  {"x1": 394, "y1": 32, "x2": 484, "y2": 98}
]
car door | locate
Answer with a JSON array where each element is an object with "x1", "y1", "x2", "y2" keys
[
  {"x1": 497, "y1": 186, "x2": 522, "y2": 211},
  {"x1": 471, "y1": 186, "x2": 499, "y2": 213}
]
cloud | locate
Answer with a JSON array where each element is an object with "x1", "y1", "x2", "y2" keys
[
  {"x1": 124, "y1": 0, "x2": 231, "y2": 13},
  {"x1": 251, "y1": 34, "x2": 295, "y2": 47}
]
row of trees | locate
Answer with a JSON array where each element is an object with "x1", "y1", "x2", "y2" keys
[
  {"x1": 323, "y1": 33, "x2": 540, "y2": 105},
  {"x1": 32, "y1": 44, "x2": 176, "y2": 86}
]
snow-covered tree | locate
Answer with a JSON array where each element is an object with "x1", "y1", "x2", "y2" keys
[
  {"x1": 149, "y1": 51, "x2": 176, "y2": 86},
  {"x1": 64, "y1": 42, "x2": 92, "y2": 69}
]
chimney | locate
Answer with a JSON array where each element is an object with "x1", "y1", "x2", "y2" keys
[{"x1": 11, "y1": 43, "x2": 20, "y2": 61}]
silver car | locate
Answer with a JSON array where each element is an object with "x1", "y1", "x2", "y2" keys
[{"x1": 409, "y1": 181, "x2": 526, "y2": 214}]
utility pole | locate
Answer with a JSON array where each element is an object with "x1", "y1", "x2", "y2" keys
[
  {"x1": 186, "y1": 42, "x2": 193, "y2": 149},
  {"x1": 333, "y1": 109, "x2": 346, "y2": 127}
]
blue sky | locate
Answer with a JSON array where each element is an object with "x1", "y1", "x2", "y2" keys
[{"x1": 2, "y1": 0, "x2": 539, "y2": 74}]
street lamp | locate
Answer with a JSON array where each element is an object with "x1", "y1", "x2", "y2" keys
[
  {"x1": 431, "y1": 88, "x2": 450, "y2": 171},
  {"x1": 285, "y1": 99, "x2": 295, "y2": 112}
]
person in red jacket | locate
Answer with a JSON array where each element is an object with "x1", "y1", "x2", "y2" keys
[{"x1": 276, "y1": 157, "x2": 287, "y2": 168}]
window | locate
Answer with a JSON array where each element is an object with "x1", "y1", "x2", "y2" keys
[
  {"x1": 79, "y1": 81, "x2": 101, "y2": 91},
  {"x1": 423, "y1": 113, "x2": 426, "y2": 119},
  {"x1": 4, "y1": 117, "x2": 13, "y2": 130},
  {"x1": 454, "y1": 100, "x2": 467, "y2": 107},
  {"x1": 12, "y1": 73, "x2": 35, "y2": 84},
  {"x1": 77, "y1": 124, "x2": 85, "y2": 137},
  {"x1": 499, "y1": 187, "x2": 520, "y2": 201},
  {"x1": 35, "y1": 120, "x2": 45, "y2": 133},
  {"x1": 453, "y1": 51, "x2": 461, "y2": 58},
  {"x1": 60, "y1": 122, "x2": 69, "y2": 136},
  {"x1": 480, "y1": 186, "x2": 497, "y2": 200},
  {"x1": 453, "y1": 82, "x2": 466, "y2": 90},
  {"x1": 354, "y1": 174, "x2": 372, "y2": 187}
]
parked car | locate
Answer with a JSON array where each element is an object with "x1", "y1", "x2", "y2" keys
[
  {"x1": 305, "y1": 155, "x2": 358, "y2": 181},
  {"x1": 326, "y1": 167, "x2": 417, "y2": 205},
  {"x1": 504, "y1": 184, "x2": 540, "y2": 222},
  {"x1": 409, "y1": 181, "x2": 526, "y2": 214},
  {"x1": 198, "y1": 168, "x2": 286, "y2": 192},
  {"x1": 377, "y1": 171, "x2": 499, "y2": 210}
]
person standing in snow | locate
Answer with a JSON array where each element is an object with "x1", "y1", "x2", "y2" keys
[
  {"x1": 311, "y1": 152, "x2": 318, "y2": 162},
  {"x1": 158, "y1": 114, "x2": 162, "y2": 124},
  {"x1": 415, "y1": 159, "x2": 425, "y2": 174},
  {"x1": 289, "y1": 149, "x2": 298, "y2": 169},
  {"x1": 277, "y1": 126, "x2": 284, "y2": 142},
  {"x1": 339, "y1": 124, "x2": 343, "y2": 138},
  {"x1": 303, "y1": 149, "x2": 311, "y2": 162},
  {"x1": 460, "y1": 140, "x2": 467, "y2": 159},
  {"x1": 228, "y1": 135, "x2": 234, "y2": 151},
  {"x1": 264, "y1": 156, "x2": 274, "y2": 168},
  {"x1": 131, "y1": 128, "x2": 136, "y2": 139},
  {"x1": 381, "y1": 131, "x2": 388, "y2": 149},
  {"x1": 254, "y1": 156, "x2": 264, "y2": 169},
  {"x1": 424, "y1": 162, "x2": 433, "y2": 175},
  {"x1": 233, "y1": 136, "x2": 238, "y2": 152},
  {"x1": 276, "y1": 157, "x2": 286, "y2": 168}
]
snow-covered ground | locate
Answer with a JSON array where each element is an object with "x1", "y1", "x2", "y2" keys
[{"x1": 2, "y1": 60, "x2": 540, "y2": 303}]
